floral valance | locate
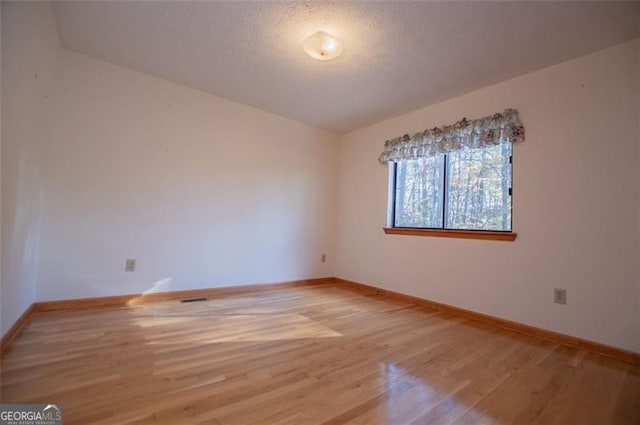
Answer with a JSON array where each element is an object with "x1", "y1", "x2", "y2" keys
[{"x1": 378, "y1": 108, "x2": 525, "y2": 163}]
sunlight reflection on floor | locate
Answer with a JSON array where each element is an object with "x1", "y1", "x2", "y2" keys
[
  {"x1": 135, "y1": 313, "x2": 343, "y2": 343},
  {"x1": 378, "y1": 362, "x2": 472, "y2": 424}
]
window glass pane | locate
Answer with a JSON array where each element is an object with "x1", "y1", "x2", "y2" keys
[
  {"x1": 445, "y1": 143, "x2": 512, "y2": 231},
  {"x1": 394, "y1": 156, "x2": 445, "y2": 228}
]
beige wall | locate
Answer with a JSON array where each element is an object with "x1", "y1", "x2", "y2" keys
[
  {"x1": 1, "y1": 2, "x2": 59, "y2": 335},
  {"x1": 2, "y1": 2, "x2": 638, "y2": 353},
  {"x1": 336, "y1": 39, "x2": 640, "y2": 352},
  {"x1": 36, "y1": 49, "x2": 339, "y2": 301}
]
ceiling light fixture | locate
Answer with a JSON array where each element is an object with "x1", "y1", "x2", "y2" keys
[{"x1": 303, "y1": 31, "x2": 343, "y2": 61}]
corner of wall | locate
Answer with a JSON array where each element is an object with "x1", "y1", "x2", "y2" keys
[{"x1": 1, "y1": 0, "x2": 61, "y2": 336}]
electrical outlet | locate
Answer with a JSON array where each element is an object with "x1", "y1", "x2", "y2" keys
[
  {"x1": 553, "y1": 288, "x2": 566, "y2": 304},
  {"x1": 321, "y1": 254, "x2": 326, "y2": 263},
  {"x1": 125, "y1": 258, "x2": 136, "y2": 272}
]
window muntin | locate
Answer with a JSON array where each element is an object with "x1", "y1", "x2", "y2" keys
[{"x1": 392, "y1": 143, "x2": 512, "y2": 232}]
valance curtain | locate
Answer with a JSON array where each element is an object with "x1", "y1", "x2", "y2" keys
[{"x1": 378, "y1": 108, "x2": 525, "y2": 163}]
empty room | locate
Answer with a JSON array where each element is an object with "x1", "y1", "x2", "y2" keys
[{"x1": 1, "y1": 1, "x2": 639, "y2": 424}]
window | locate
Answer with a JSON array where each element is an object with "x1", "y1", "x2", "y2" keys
[
  {"x1": 379, "y1": 108, "x2": 523, "y2": 240},
  {"x1": 391, "y1": 143, "x2": 512, "y2": 232}
]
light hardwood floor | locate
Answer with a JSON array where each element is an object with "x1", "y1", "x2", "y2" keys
[{"x1": 1, "y1": 284, "x2": 638, "y2": 424}]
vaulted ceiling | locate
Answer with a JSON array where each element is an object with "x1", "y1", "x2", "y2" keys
[{"x1": 52, "y1": 1, "x2": 640, "y2": 133}]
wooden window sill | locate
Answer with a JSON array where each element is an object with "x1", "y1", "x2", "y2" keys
[{"x1": 383, "y1": 227, "x2": 517, "y2": 241}]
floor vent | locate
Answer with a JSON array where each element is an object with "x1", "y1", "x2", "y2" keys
[{"x1": 179, "y1": 297, "x2": 209, "y2": 303}]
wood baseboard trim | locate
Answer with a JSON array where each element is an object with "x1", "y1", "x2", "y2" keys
[
  {"x1": 1, "y1": 278, "x2": 333, "y2": 355},
  {"x1": 4, "y1": 277, "x2": 636, "y2": 365},
  {"x1": 334, "y1": 278, "x2": 640, "y2": 366},
  {"x1": 0, "y1": 303, "x2": 36, "y2": 355},
  {"x1": 34, "y1": 278, "x2": 334, "y2": 312}
]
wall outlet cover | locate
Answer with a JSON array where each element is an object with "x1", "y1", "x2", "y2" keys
[
  {"x1": 125, "y1": 258, "x2": 136, "y2": 272},
  {"x1": 554, "y1": 288, "x2": 567, "y2": 304}
]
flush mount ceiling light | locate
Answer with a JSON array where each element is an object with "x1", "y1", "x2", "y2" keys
[{"x1": 302, "y1": 31, "x2": 343, "y2": 61}]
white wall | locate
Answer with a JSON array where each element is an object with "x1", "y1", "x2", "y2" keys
[
  {"x1": 1, "y1": 2, "x2": 59, "y2": 335},
  {"x1": 36, "y1": 49, "x2": 339, "y2": 301},
  {"x1": 2, "y1": 3, "x2": 638, "y2": 354},
  {"x1": 336, "y1": 39, "x2": 640, "y2": 352}
]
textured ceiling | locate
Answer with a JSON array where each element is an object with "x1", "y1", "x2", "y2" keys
[{"x1": 52, "y1": 1, "x2": 640, "y2": 133}]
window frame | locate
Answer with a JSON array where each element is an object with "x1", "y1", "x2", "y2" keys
[{"x1": 385, "y1": 147, "x2": 517, "y2": 241}]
